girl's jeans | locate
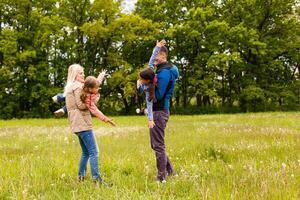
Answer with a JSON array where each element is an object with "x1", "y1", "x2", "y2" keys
[
  {"x1": 56, "y1": 93, "x2": 67, "y2": 113},
  {"x1": 56, "y1": 93, "x2": 65, "y2": 102},
  {"x1": 77, "y1": 130, "x2": 101, "y2": 180}
]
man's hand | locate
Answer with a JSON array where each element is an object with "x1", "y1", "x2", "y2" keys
[{"x1": 148, "y1": 120, "x2": 155, "y2": 128}]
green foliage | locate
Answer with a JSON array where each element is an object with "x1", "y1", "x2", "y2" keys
[
  {"x1": 240, "y1": 85, "x2": 266, "y2": 112},
  {"x1": 0, "y1": 0, "x2": 299, "y2": 118},
  {"x1": 279, "y1": 90, "x2": 299, "y2": 110}
]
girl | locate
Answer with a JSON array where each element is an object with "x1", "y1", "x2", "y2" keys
[
  {"x1": 81, "y1": 76, "x2": 116, "y2": 126},
  {"x1": 137, "y1": 68, "x2": 157, "y2": 128}
]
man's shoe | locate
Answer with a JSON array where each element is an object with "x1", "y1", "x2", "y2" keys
[
  {"x1": 167, "y1": 171, "x2": 178, "y2": 177},
  {"x1": 54, "y1": 108, "x2": 65, "y2": 117},
  {"x1": 156, "y1": 179, "x2": 167, "y2": 184},
  {"x1": 156, "y1": 177, "x2": 167, "y2": 184}
]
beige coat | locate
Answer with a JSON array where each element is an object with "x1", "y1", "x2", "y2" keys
[{"x1": 65, "y1": 81, "x2": 92, "y2": 133}]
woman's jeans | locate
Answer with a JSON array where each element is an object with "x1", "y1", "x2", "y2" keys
[{"x1": 77, "y1": 130, "x2": 101, "y2": 180}]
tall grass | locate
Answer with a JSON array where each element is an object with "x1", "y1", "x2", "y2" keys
[{"x1": 0, "y1": 112, "x2": 299, "y2": 199}]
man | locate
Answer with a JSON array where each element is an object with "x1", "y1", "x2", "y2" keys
[{"x1": 151, "y1": 44, "x2": 179, "y2": 182}]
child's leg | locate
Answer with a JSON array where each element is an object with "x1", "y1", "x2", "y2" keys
[
  {"x1": 54, "y1": 108, "x2": 65, "y2": 117},
  {"x1": 56, "y1": 93, "x2": 65, "y2": 102},
  {"x1": 53, "y1": 92, "x2": 67, "y2": 117},
  {"x1": 52, "y1": 93, "x2": 65, "y2": 103},
  {"x1": 62, "y1": 106, "x2": 67, "y2": 113},
  {"x1": 54, "y1": 106, "x2": 67, "y2": 117}
]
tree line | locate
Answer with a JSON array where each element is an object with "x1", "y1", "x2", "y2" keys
[{"x1": 0, "y1": 0, "x2": 299, "y2": 119}]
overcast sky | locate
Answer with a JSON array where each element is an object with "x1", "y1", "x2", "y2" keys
[
  {"x1": 121, "y1": 0, "x2": 137, "y2": 13},
  {"x1": 90, "y1": 0, "x2": 137, "y2": 13}
]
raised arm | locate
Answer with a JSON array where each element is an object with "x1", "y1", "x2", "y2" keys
[
  {"x1": 97, "y1": 70, "x2": 107, "y2": 85},
  {"x1": 148, "y1": 40, "x2": 166, "y2": 69},
  {"x1": 148, "y1": 46, "x2": 161, "y2": 69}
]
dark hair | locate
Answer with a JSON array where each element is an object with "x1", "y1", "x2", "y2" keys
[
  {"x1": 80, "y1": 76, "x2": 100, "y2": 102},
  {"x1": 139, "y1": 68, "x2": 156, "y2": 101},
  {"x1": 139, "y1": 68, "x2": 155, "y2": 81}
]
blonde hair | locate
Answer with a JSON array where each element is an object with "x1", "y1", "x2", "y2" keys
[
  {"x1": 64, "y1": 64, "x2": 83, "y2": 96},
  {"x1": 80, "y1": 76, "x2": 100, "y2": 102}
]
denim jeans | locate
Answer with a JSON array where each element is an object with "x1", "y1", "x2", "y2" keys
[
  {"x1": 56, "y1": 93, "x2": 67, "y2": 113},
  {"x1": 77, "y1": 130, "x2": 101, "y2": 180},
  {"x1": 56, "y1": 93, "x2": 65, "y2": 102}
]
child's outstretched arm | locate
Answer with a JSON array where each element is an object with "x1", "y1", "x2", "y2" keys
[
  {"x1": 85, "y1": 94, "x2": 116, "y2": 126},
  {"x1": 148, "y1": 40, "x2": 166, "y2": 69}
]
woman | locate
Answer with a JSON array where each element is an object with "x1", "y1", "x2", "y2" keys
[{"x1": 64, "y1": 64, "x2": 109, "y2": 186}]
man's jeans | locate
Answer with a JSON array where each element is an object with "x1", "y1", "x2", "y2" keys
[
  {"x1": 77, "y1": 130, "x2": 100, "y2": 180},
  {"x1": 150, "y1": 110, "x2": 174, "y2": 181}
]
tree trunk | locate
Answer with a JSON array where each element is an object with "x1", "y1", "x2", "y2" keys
[
  {"x1": 182, "y1": 66, "x2": 187, "y2": 107},
  {"x1": 203, "y1": 95, "x2": 210, "y2": 106},
  {"x1": 118, "y1": 88, "x2": 129, "y2": 113},
  {"x1": 175, "y1": 91, "x2": 180, "y2": 107},
  {"x1": 222, "y1": 73, "x2": 225, "y2": 106},
  {"x1": 196, "y1": 94, "x2": 202, "y2": 106}
]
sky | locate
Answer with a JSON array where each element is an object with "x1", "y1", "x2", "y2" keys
[
  {"x1": 90, "y1": 0, "x2": 137, "y2": 13},
  {"x1": 121, "y1": 0, "x2": 137, "y2": 13}
]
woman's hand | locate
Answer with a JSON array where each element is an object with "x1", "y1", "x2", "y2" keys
[{"x1": 148, "y1": 120, "x2": 155, "y2": 128}]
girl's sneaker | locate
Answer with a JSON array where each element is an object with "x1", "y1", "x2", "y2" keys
[
  {"x1": 52, "y1": 95, "x2": 58, "y2": 103},
  {"x1": 54, "y1": 108, "x2": 65, "y2": 117}
]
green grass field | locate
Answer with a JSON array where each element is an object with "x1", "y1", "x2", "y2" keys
[{"x1": 0, "y1": 113, "x2": 299, "y2": 199}]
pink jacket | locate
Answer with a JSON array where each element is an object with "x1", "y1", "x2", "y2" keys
[{"x1": 85, "y1": 93, "x2": 109, "y2": 122}]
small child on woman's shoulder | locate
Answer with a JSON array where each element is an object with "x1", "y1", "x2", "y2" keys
[{"x1": 53, "y1": 70, "x2": 107, "y2": 117}]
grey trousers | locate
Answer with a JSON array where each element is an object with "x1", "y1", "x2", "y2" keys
[{"x1": 150, "y1": 110, "x2": 174, "y2": 181}]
